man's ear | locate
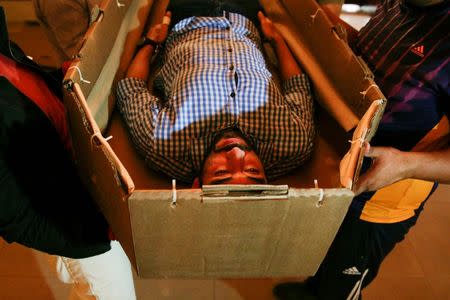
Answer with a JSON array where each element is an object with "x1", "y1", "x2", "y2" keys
[{"x1": 192, "y1": 177, "x2": 201, "y2": 188}]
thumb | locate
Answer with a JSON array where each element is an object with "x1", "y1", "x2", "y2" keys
[
  {"x1": 363, "y1": 142, "x2": 379, "y2": 158},
  {"x1": 257, "y1": 11, "x2": 265, "y2": 22}
]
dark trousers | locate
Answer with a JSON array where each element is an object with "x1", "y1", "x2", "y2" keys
[
  {"x1": 168, "y1": 0, "x2": 262, "y2": 27},
  {"x1": 306, "y1": 202, "x2": 426, "y2": 299}
]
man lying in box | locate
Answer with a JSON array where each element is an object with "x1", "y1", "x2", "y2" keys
[{"x1": 117, "y1": 1, "x2": 315, "y2": 186}]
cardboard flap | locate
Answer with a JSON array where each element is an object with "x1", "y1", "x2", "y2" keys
[
  {"x1": 63, "y1": 81, "x2": 138, "y2": 268},
  {"x1": 340, "y1": 99, "x2": 386, "y2": 189},
  {"x1": 202, "y1": 184, "x2": 289, "y2": 202},
  {"x1": 260, "y1": 0, "x2": 387, "y2": 131},
  {"x1": 129, "y1": 188, "x2": 353, "y2": 277},
  {"x1": 63, "y1": 82, "x2": 135, "y2": 196},
  {"x1": 64, "y1": 0, "x2": 151, "y2": 131}
]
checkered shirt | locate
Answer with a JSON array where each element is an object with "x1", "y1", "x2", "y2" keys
[{"x1": 117, "y1": 13, "x2": 315, "y2": 183}]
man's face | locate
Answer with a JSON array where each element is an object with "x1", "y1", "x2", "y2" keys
[{"x1": 201, "y1": 133, "x2": 267, "y2": 185}]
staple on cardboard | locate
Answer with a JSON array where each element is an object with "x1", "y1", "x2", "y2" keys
[
  {"x1": 90, "y1": 132, "x2": 102, "y2": 149},
  {"x1": 171, "y1": 179, "x2": 177, "y2": 206},
  {"x1": 360, "y1": 84, "x2": 380, "y2": 100},
  {"x1": 315, "y1": 188, "x2": 325, "y2": 207},
  {"x1": 310, "y1": 9, "x2": 320, "y2": 23},
  {"x1": 68, "y1": 66, "x2": 91, "y2": 84},
  {"x1": 116, "y1": 0, "x2": 126, "y2": 7}
]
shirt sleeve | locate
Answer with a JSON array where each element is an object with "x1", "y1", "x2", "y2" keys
[
  {"x1": 116, "y1": 77, "x2": 162, "y2": 160},
  {"x1": 268, "y1": 74, "x2": 315, "y2": 180},
  {"x1": 282, "y1": 74, "x2": 315, "y2": 149},
  {"x1": 0, "y1": 149, "x2": 110, "y2": 259}
]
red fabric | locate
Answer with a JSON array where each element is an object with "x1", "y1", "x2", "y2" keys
[{"x1": 0, "y1": 54, "x2": 71, "y2": 150}]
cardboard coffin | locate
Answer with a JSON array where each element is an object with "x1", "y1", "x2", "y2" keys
[{"x1": 62, "y1": 0, "x2": 386, "y2": 278}]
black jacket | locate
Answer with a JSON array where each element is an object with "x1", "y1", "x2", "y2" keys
[{"x1": 0, "y1": 7, "x2": 110, "y2": 258}]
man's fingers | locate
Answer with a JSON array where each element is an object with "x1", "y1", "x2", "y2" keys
[
  {"x1": 353, "y1": 172, "x2": 370, "y2": 195},
  {"x1": 364, "y1": 144, "x2": 385, "y2": 158},
  {"x1": 162, "y1": 11, "x2": 171, "y2": 25},
  {"x1": 258, "y1": 11, "x2": 273, "y2": 24},
  {"x1": 257, "y1": 11, "x2": 265, "y2": 23}
]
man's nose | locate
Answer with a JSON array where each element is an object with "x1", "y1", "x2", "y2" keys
[{"x1": 227, "y1": 146, "x2": 245, "y2": 161}]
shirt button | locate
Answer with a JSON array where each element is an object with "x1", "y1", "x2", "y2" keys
[
  {"x1": 228, "y1": 48, "x2": 233, "y2": 53},
  {"x1": 229, "y1": 65, "x2": 234, "y2": 71},
  {"x1": 226, "y1": 26, "x2": 230, "y2": 30},
  {"x1": 230, "y1": 92, "x2": 236, "y2": 98}
]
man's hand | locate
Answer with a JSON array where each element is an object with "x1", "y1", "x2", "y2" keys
[
  {"x1": 353, "y1": 144, "x2": 411, "y2": 195},
  {"x1": 257, "y1": 11, "x2": 283, "y2": 44},
  {"x1": 257, "y1": 11, "x2": 302, "y2": 80},
  {"x1": 146, "y1": 11, "x2": 172, "y2": 44},
  {"x1": 126, "y1": 11, "x2": 171, "y2": 79}
]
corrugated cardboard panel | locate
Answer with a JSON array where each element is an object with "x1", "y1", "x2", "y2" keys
[
  {"x1": 63, "y1": 84, "x2": 137, "y2": 269},
  {"x1": 129, "y1": 188, "x2": 352, "y2": 277},
  {"x1": 65, "y1": 0, "x2": 150, "y2": 130},
  {"x1": 62, "y1": 0, "x2": 386, "y2": 277},
  {"x1": 261, "y1": 0, "x2": 386, "y2": 131}
]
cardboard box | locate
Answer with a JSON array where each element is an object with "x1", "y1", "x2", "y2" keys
[{"x1": 63, "y1": 0, "x2": 386, "y2": 277}]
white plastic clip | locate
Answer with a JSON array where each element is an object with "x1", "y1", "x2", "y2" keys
[
  {"x1": 116, "y1": 0, "x2": 125, "y2": 7},
  {"x1": 171, "y1": 179, "x2": 177, "y2": 206},
  {"x1": 68, "y1": 66, "x2": 91, "y2": 84},
  {"x1": 314, "y1": 179, "x2": 325, "y2": 207},
  {"x1": 90, "y1": 132, "x2": 102, "y2": 149},
  {"x1": 348, "y1": 127, "x2": 368, "y2": 148},
  {"x1": 310, "y1": 9, "x2": 320, "y2": 22},
  {"x1": 360, "y1": 84, "x2": 379, "y2": 100}
]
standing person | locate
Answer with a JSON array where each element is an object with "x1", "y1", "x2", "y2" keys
[
  {"x1": 274, "y1": 0, "x2": 450, "y2": 299},
  {"x1": 0, "y1": 7, "x2": 136, "y2": 300},
  {"x1": 33, "y1": 0, "x2": 101, "y2": 66},
  {"x1": 118, "y1": 1, "x2": 316, "y2": 185}
]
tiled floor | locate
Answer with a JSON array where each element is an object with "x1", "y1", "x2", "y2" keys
[
  {"x1": 1, "y1": 184, "x2": 449, "y2": 299},
  {"x1": 1, "y1": 2, "x2": 449, "y2": 299}
]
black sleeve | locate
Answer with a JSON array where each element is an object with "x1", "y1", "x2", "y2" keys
[
  {"x1": 0, "y1": 151, "x2": 109, "y2": 258},
  {"x1": 0, "y1": 78, "x2": 110, "y2": 258}
]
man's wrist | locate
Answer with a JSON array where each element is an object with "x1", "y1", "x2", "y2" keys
[
  {"x1": 270, "y1": 36, "x2": 285, "y2": 48},
  {"x1": 137, "y1": 36, "x2": 161, "y2": 53}
]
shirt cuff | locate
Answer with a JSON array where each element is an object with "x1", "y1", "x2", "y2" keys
[
  {"x1": 117, "y1": 77, "x2": 148, "y2": 101},
  {"x1": 283, "y1": 74, "x2": 311, "y2": 94}
]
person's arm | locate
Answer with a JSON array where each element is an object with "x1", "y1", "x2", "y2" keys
[
  {"x1": 257, "y1": 11, "x2": 302, "y2": 80},
  {"x1": 117, "y1": 12, "x2": 173, "y2": 158},
  {"x1": 257, "y1": 12, "x2": 315, "y2": 164},
  {"x1": 354, "y1": 144, "x2": 450, "y2": 195},
  {"x1": 126, "y1": 11, "x2": 171, "y2": 80},
  {"x1": 0, "y1": 149, "x2": 110, "y2": 258}
]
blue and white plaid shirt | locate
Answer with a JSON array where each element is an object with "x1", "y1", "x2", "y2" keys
[{"x1": 117, "y1": 13, "x2": 315, "y2": 183}]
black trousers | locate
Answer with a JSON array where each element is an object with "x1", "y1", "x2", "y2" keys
[
  {"x1": 168, "y1": 0, "x2": 262, "y2": 27},
  {"x1": 306, "y1": 202, "x2": 427, "y2": 299}
]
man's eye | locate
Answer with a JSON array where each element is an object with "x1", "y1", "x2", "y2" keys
[
  {"x1": 215, "y1": 170, "x2": 228, "y2": 175},
  {"x1": 245, "y1": 168, "x2": 259, "y2": 174}
]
